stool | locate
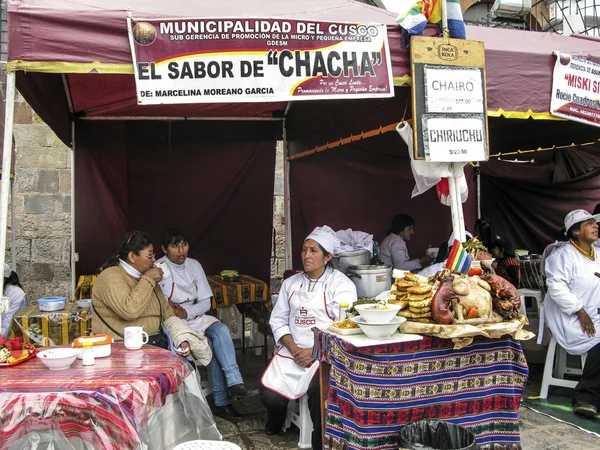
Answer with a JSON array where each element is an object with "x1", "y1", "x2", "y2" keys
[
  {"x1": 539, "y1": 336, "x2": 587, "y2": 398},
  {"x1": 518, "y1": 288, "x2": 543, "y2": 316},
  {"x1": 174, "y1": 440, "x2": 242, "y2": 450},
  {"x1": 283, "y1": 395, "x2": 313, "y2": 449}
]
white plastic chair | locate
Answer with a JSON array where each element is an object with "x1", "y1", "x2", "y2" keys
[
  {"x1": 539, "y1": 336, "x2": 587, "y2": 398},
  {"x1": 518, "y1": 288, "x2": 543, "y2": 317},
  {"x1": 283, "y1": 395, "x2": 313, "y2": 449},
  {"x1": 174, "y1": 440, "x2": 241, "y2": 450},
  {"x1": 229, "y1": 306, "x2": 263, "y2": 356}
]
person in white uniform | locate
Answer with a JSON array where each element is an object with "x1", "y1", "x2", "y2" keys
[
  {"x1": 261, "y1": 227, "x2": 357, "y2": 449},
  {"x1": 544, "y1": 209, "x2": 600, "y2": 418},
  {"x1": 1, "y1": 264, "x2": 26, "y2": 338},
  {"x1": 157, "y1": 229, "x2": 256, "y2": 423}
]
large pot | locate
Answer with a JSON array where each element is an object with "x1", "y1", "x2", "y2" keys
[
  {"x1": 331, "y1": 249, "x2": 372, "y2": 273},
  {"x1": 347, "y1": 264, "x2": 392, "y2": 299}
]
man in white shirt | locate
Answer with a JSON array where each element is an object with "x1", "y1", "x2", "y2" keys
[{"x1": 157, "y1": 229, "x2": 257, "y2": 422}]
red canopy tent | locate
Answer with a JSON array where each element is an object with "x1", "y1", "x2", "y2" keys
[{"x1": 4, "y1": 0, "x2": 600, "y2": 284}]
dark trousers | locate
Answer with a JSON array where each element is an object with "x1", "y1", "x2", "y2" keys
[
  {"x1": 573, "y1": 342, "x2": 600, "y2": 408},
  {"x1": 261, "y1": 369, "x2": 322, "y2": 450}
]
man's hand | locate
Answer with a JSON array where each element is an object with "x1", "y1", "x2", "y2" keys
[
  {"x1": 169, "y1": 300, "x2": 188, "y2": 319},
  {"x1": 176, "y1": 341, "x2": 191, "y2": 357},
  {"x1": 576, "y1": 308, "x2": 596, "y2": 337},
  {"x1": 293, "y1": 347, "x2": 315, "y2": 368}
]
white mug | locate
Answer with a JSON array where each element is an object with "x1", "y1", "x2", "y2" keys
[
  {"x1": 154, "y1": 260, "x2": 171, "y2": 279},
  {"x1": 124, "y1": 326, "x2": 149, "y2": 350}
]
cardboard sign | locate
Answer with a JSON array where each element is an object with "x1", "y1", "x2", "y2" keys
[{"x1": 411, "y1": 37, "x2": 489, "y2": 162}]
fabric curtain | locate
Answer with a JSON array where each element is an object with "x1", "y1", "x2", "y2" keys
[{"x1": 76, "y1": 120, "x2": 277, "y2": 281}]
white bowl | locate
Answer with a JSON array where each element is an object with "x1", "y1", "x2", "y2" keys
[
  {"x1": 37, "y1": 347, "x2": 79, "y2": 370},
  {"x1": 354, "y1": 303, "x2": 402, "y2": 324},
  {"x1": 76, "y1": 299, "x2": 92, "y2": 310},
  {"x1": 351, "y1": 316, "x2": 406, "y2": 339}
]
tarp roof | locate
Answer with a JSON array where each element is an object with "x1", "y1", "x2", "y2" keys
[{"x1": 9, "y1": 0, "x2": 600, "y2": 146}]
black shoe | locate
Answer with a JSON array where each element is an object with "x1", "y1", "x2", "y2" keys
[
  {"x1": 229, "y1": 383, "x2": 260, "y2": 398},
  {"x1": 573, "y1": 402, "x2": 597, "y2": 418},
  {"x1": 214, "y1": 404, "x2": 244, "y2": 422},
  {"x1": 265, "y1": 421, "x2": 282, "y2": 436}
]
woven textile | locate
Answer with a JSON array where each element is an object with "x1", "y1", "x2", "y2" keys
[
  {"x1": 314, "y1": 331, "x2": 528, "y2": 450},
  {"x1": 208, "y1": 274, "x2": 272, "y2": 334},
  {"x1": 519, "y1": 259, "x2": 543, "y2": 291},
  {"x1": 0, "y1": 344, "x2": 190, "y2": 449}
]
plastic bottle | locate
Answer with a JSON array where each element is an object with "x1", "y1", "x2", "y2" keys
[
  {"x1": 82, "y1": 341, "x2": 95, "y2": 366},
  {"x1": 338, "y1": 302, "x2": 350, "y2": 321}
]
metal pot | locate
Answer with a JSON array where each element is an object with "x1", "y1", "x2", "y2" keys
[
  {"x1": 347, "y1": 264, "x2": 392, "y2": 298},
  {"x1": 331, "y1": 249, "x2": 372, "y2": 273}
]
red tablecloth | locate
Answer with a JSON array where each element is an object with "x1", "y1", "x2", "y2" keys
[{"x1": 0, "y1": 344, "x2": 191, "y2": 449}]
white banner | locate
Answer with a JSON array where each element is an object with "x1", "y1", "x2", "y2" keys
[
  {"x1": 128, "y1": 18, "x2": 394, "y2": 104},
  {"x1": 550, "y1": 52, "x2": 600, "y2": 127},
  {"x1": 422, "y1": 115, "x2": 487, "y2": 162},
  {"x1": 424, "y1": 66, "x2": 484, "y2": 114}
]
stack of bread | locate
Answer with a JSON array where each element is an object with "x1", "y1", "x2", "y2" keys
[{"x1": 390, "y1": 272, "x2": 434, "y2": 323}]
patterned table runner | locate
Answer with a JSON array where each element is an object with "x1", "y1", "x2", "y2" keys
[{"x1": 314, "y1": 331, "x2": 529, "y2": 450}]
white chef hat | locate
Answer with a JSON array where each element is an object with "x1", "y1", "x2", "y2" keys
[
  {"x1": 4, "y1": 264, "x2": 11, "y2": 278},
  {"x1": 305, "y1": 227, "x2": 336, "y2": 254},
  {"x1": 564, "y1": 209, "x2": 600, "y2": 235}
]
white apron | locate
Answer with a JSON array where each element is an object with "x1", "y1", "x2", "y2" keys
[
  {"x1": 261, "y1": 289, "x2": 334, "y2": 399},
  {"x1": 167, "y1": 279, "x2": 219, "y2": 335}
]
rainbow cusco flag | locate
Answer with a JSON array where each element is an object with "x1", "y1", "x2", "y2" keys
[{"x1": 445, "y1": 239, "x2": 472, "y2": 274}]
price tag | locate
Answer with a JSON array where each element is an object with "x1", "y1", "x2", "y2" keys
[
  {"x1": 422, "y1": 115, "x2": 487, "y2": 162},
  {"x1": 425, "y1": 66, "x2": 484, "y2": 114}
]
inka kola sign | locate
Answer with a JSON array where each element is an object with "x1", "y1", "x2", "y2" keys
[
  {"x1": 410, "y1": 37, "x2": 489, "y2": 162},
  {"x1": 551, "y1": 52, "x2": 600, "y2": 127},
  {"x1": 127, "y1": 18, "x2": 394, "y2": 104}
]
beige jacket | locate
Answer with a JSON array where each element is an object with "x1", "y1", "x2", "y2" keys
[{"x1": 92, "y1": 265, "x2": 212, "y2": 365}]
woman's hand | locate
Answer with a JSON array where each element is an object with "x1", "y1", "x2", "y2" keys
[
  {"x1": 144, "y1": 267, "x2": 163, "y2": 283},
  {"x1": 168, "y1": 300, "x2": 188, "y2": 319},
  {"x1": 576, "y1": 308, "x2": 596, "y2": 337},
  {"x1": 176, "y1": 341, "x2": 191, "y2": 357},
  {"x1": 293, "y1": 347, "x2": 315, "y2": 368}
]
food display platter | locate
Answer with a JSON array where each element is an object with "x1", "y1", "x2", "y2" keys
[{"x1": 326, "y1": 329, "x2": 423, "y2": 347}]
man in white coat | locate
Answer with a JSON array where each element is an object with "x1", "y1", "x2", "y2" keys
[
  {"x1": 157, "y1": 229, "x2": 257, "y2": 422},
  {"x1": 544, "y1": 209, "x2": 600, "y2": 418}
]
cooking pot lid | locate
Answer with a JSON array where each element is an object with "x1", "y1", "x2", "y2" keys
[{"x1": 348, "y1": 264, "x2": 391, "y2": 270}]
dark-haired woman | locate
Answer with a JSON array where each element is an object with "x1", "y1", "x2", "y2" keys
[
  {"x1": 379, "y1": 214, "x2": 433, "y2": 271},
  {"x1": 261, "y1": 227, "x2": 357, "y2": 449},
  {"x1": 157, "y1": 228, "x2": 256, "y2": 422},
  {"x1": 544, "y1": 209, "x2": 600, "y2": 418},
  {"x1": 92, "y1": 231, "x2": 212, "y2": 366},
  {"x1": 490, "y1": 238, "x2": 521, "y2": 288},
  {"x1": 1, "y1": 264, "x2": 26, "y2": 338}
]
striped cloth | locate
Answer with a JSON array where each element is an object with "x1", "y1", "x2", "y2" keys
[
  {"x1": 0, "y1": 344, "x2": 190, "y2": 449},
  {"x1": 396, "y1": 0, "x2": 466, "y2": 39},
  {"x1": 314, "y1": 331, "x2": 528, "y2": 450}
]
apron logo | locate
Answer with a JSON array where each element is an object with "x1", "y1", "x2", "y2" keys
[{"x1": 295, "y1": 307, "x2": 316, "y2": 325}]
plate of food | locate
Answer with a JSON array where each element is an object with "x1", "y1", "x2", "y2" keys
[{"x1": 329, "y1": 318, "x2": 363, "y2": 335}]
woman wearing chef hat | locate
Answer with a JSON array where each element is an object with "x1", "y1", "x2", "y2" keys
[
  {"x1": 544, "y1": 209, "x2": 600, "y2": 418},
  {"x1": 261, "y1": 226, "x2": 357, "y2": 449}
]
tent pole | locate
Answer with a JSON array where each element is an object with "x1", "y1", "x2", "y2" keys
[
  {"x1": 0, "y1": 71, "x2": 16, "y2": 296},
  {"x1": 70, "y1": 121, "x2": 77, "y2": 300},
  {"x1": 476, "y1": 165, "x2": 481, "y2": 219},
  {"x1": 283, "y1": 103, "x2": 292, "y2": 270},
  {"x1": 79, "y1": 116, "x2": 283, "y2": 121},
  {"x1": 10, "y1": 180, "x2": 16, "y2": 271}
]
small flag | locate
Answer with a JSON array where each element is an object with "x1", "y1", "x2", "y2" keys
[{"x1": 445, "y1": 239, "x2": 472, "y2": 274}]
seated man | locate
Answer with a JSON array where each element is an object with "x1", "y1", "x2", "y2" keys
[
  {"x1": 157, "y1": 228, "x2": 258, "y2": 422},
  {"x1": 544, "y1": 210, "x2": 600, "y2": 418}
]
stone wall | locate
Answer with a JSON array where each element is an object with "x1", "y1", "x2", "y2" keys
[{"x1": 2, "y1": 64, "x2": 72, "y2": 303}]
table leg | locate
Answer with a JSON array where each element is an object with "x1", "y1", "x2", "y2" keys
[
  {"x1": 319, "y1": 361, "x2": 331, "y2": 446},
  {"x1": 241, "y1": 308, "x2": 246, "y2": 355}
]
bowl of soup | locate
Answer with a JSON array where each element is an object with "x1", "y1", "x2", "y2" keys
[{"x1": 353, "y1": 302, "x2": 402, "y2": 324}]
